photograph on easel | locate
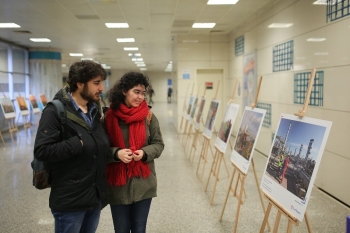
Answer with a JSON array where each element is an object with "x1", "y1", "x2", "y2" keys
[
  {"x1": 0, "y1": 97, "x2": 16, "y2": 118},
  {"x1": 29, "y1": 95, "x2": 41, "y2": 113},
  {"x1": 260, "y1": 113, "x2": 332, "y2": 222},
  {"x1": 203, "y1": 99, "x2": 220, "y2": 139},
  {"x1": 40, "y1": 94, "x2": 48, "y2": 107},
  {"x1": 214, "y1": 103, "x2": 239, "y2": 153},
  {"x1": 186, "y1": 95, "x2": 194, "y2": 120},
  {"x1": 16, "y1": 96, "x2": 28, "y2": 111},
  {"x1": 230, "y1": 106, "x2": 266, "y2": 174},
  {"x1": 190, "y1": 97, "x2": 198, "y2": 120},
  {"x1": 194, "y1": 97, "x2": 206, "y2": 130}
]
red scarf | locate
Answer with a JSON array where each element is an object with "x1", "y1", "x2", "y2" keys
[{"x1": 105, "y1": 100, "x2": 151, "y2": 186}]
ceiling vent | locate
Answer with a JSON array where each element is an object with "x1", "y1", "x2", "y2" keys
[
  {"x1": 172, "y1": 20, "x2": 194, "y2": 27},
  {"x1": 13, "y1": 30, "x2": 31, "y2": 34},
  {"x1": 75, "y1": 15, "x2": 100, "y2": 20}
]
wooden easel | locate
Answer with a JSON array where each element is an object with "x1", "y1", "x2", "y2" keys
[
  {"x1": 220, "y1": 76, "x2": 271, "y2": 233},
  {"x1": 15, "y1": 86, "x2": 31, "y2": 130},
  {"x1": 0, "y1": 85, "x2": 18, "y2": 143},
  {"x1": 259, "y1": 69, "x2": 317, "y2": 233},
  {"x1": 181, "y1": 83, "x2": 194, "y2": 148},
  {"x1": 179, "y1": 83, "x2": 190, "y2": 136},
  {"x1": 184, "y1": 86, "x2": 201, "y2": 154},
  {"x1": 205, "y1": 79, "x2": 239, "y2": 205},
  {"x1": 196, "y1": 80, "x2": 221, "y2": 181}
]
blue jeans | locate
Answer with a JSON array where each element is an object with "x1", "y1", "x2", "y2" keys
[
  {"x1": 51, "y1": 201, "x2": 101, "y2": 233},
  {"x1": 110, "y1": 198, "x2": 152, "y2": 233}
]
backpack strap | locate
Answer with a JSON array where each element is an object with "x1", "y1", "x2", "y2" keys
[
  {"x1": 146, "y1": 110, "x2": 152, "y2": 126},
  {"x1": 50, "y1": 99, "x2": 66, "y2": 133}
]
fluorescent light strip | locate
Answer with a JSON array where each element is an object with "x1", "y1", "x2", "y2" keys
[
  {"x1": 207, "y1": 0, "x2": 239, "y2": 5},
  {"x1": 70, "y1": 53, "x2": 83, "y2": 56},
  {"x1": 192, "y1": 23, "x2": 216, "y2": 28},
  {"x1": 30, "y1": 38, "x2": 51, "y2": 42},
  {"x1": 313, "y1": 0, "x2": 339, "y2": 4},
  {"x1": 105, "y1": 23, "x2": 129, "y2": 28},
  {"x1": 132, "y1": 58, "x2": 143, "y2": 61},
  {"x1": 306, "y1": 38, "x2": 326, "y2": 42},
  {"x1": 0, "y1": 23, "x2": 20, "y2": 28},
  {"x1": 128, "y1": 53, "x2": 141, "y2": 56},
  {"x1": 137, "y1": 64, "x2": 146, "y2": 67},
  {"x1": 124, "y1": 47, "x2": 138, "y2": 51},
  {"x1": 268, "y1": 23, "x2": 293, "y2": 28},
  {"x1": 117, "y1": 38, "x2": 135, "y2": 42}
]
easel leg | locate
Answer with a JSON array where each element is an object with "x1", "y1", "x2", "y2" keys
[
  {"x1": 0, "y1": 131, "x2": 5, "y2": 146},
  {"x1": 273, "y1": 211, "x2": 282, "y2": 233},
  {"x1": 287, "y1": 220, "x2": 293, "y2": 233},
  {"x1": 259, "y1": 202, "x2": 272, "y2": 233},
  {"x1": 200, "y1": 139, "x2": 210, "y2": 182},
  {"x1": 233, "y1": 175, "x2": 246, "y2": 233},
  {"x1": 252, "y1": 159, "x2": 271, "y2": 231},
  {"x1": 210, "y1": 153, "x2": 223, "y2": 205},
  {"x1": 205, "y1": 150, "x2": 218, "y2": 192},
  {"x1": 220, "y1": 168, "x2": 236, "y2": 221},
  {"x1": 304, "y1": 212, "x2": 313, "y2": 233}
]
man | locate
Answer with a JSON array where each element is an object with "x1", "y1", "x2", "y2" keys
[
  {"x1": 167, "y1": 87, "x2": 172, "y2": 103},
  {"x1": 34, "y1": 60, "x2": 110, "y2": 233},
  {"x1": 148, "y1": 87, "x2": 155, "y2": 105}
]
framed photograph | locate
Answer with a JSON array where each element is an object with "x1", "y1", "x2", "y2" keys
[
  {"x1": 230, "y1": 106, "x2": 266, "y2": 174},
  {"x1": 189, "y1": 97, "x2": 198, "y2": 123},
  {"x1": 16, "y1": 96, "x2": 29, "y2": 115},
  {"x1": 194, "y1": 97, "x2": 206, "y2": 130},
  {"x1": 214, "y1": 103, "x2": 240, "y2": 153},
  {"x1": 40, "y1": 94, "x2": 48, "y2": 107},
  {"x1": 0, "y1": 97, "x2": 16, "y2": 119},
  {"x1": 203, "y1": 99, "x2": 221, "y2": 139},
  {"x1": 185, "y1": 95, "x2": 194, "y2": 120},
  {"x1": 260, "y1": 114, "x2": 332, "y2": 222},
  {"x1": 29, "y1": 94, "x2": 41, "y2": 114}
]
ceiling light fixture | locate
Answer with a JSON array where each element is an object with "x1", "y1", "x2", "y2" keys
[
  {"x1": 140, "y1": 68, "x2": 147, "y2": 71},
  {"x1": 306, "y1": 38, "x2": 326, "y2": 42},
  {"x1": 137, "y1": 64, "x2": 146, "y2": 67},
  {"x1": 105, "y1": 23, "x2": 129, "y2": 28},
  {"x1": 30, "y1": 38, "x2": 51, "y2": 42},
  {"x1": 117, "y1": 38, "x2": 135, "y2": 42},
  {"x1": 268, "y1": 23, "x2": 293, "y2": 28},
  {"x1": 128, "y1": 53, "x2": 141, "y2": 56},
  {"x1": 124, "y1": 47, "x2": 138, "y2": 51},
  {"x1": 182, "y1": 40, "x2": 198, "y2": 43},
  {"x1": 69, "y1": 53, "x2": 83, "y2": 56},
  {"x1": 192, "y1": 23, "x2": 216, "y2": 28},
  {"x1": 207, "y1": 0, "x2": 239, "y2": 5},
  {"x1": 313, "y1": 0, "x2": 339, "y2": 4},
  {"x1": 132, "y1": 58, "x2": 143, "y2": 61},
  {"x1": 0, "y1": 23, "x2": 21, "y2": 28}
]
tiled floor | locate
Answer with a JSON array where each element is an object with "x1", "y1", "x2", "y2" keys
[{"x1": 0, "y1": 102, "x2": 349, "y2": 232}]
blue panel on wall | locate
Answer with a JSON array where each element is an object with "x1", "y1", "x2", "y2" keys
[
  {"x1": 29, "y1": 51, "x2": 61, "y2": 60},
  {"x1": 294, "y1": 71, "x2": 324, "y2": 106},
  {"x1": 235, "y1": 36, "x2": 244, "y2": 56},
  {"x1": 273, "y1": 40, "x2": 294, "y2": 72},
  {"x1": 257, "y1": 102, "x2": 271, "y2": 128},
  {"x1": 168, "y1": 79, "x2": 172, "y2": 86},
  {"x1": 327, "y1": 0, "x2": 350, "y2": 22}
]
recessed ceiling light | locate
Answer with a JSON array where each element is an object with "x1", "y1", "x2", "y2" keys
[
  {"x1": 30, "y1": 38, "x2": 51, "y2": 42},
  {"x1": 61, "y1": 64, "x2": 67, "y2": 67},
  {"x1": 313, "y1": 0, "x2": 338, "y2": 4},
  {"x1": 0, "y1": 23, "x2": 21, "y2": 28},
  {"x1": 137, "y1": 64, "x2": 146, "y2": 67},
  {"x1": 70, "y1": 53, "x2": 83, "y2": 56},
  {"x1": 124, "y1": 47, "x2": 138, "y2": 51},
  {"x1": 268, "y1": 23, "x2": 293, "y2": 28},
  {"x1": 306, "y1": 38, "x2": 326, "y2": 42},
  {"x1": 182, "y1": 40, "x2": 198, "y2": 43},
  {"x1": 105, "y1": 23, "x2": 129, "y2": 28},
  {"x1": 135, "y1": 61, "x2": 145, "y2": 64},
  {"x1": 140, "y1": 68, "x2": 147, "y2": 71},
  {"x1": 117, "y1": 38, "x2": 135, "y2": 42},
  {"x1": 207, "y1": 0, "x2": 239, "y2": 5},
  {"x1": 81, "y1": 58, "x2": 93, "y2": 61},
  {"x1": 132, "y1": 58, "x2": 143, "y2": 61},
  {"x1": 315, "y1": 52, "x2": 328, "y2": 55},
  {"x1": 128, "y1": 53, "x2": 141, "y2": 56},
  {"x1": 192, "y1": 23, "x2": 216, "y2": 28}
]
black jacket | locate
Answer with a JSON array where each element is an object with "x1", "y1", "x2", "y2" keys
[{"x1": 34, "y1": 87, "x2": 110, "y2": 212}]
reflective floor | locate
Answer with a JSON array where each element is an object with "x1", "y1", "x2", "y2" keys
[{"x1": 0, "y1": 102, "x2": 349, "y2": 232}]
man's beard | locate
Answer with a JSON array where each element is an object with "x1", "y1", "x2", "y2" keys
[{"x1": 80, "y1": 84, "x2": 99, "y2": 102}]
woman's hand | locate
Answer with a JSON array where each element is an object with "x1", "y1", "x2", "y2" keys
[
  {"x1": 117, "y1": 149, "x2": 133, "y2": 164},
  {"x1": 132, "y1": 150, "x2": 144, "y2": 161}
]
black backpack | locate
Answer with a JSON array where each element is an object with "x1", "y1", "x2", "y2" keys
[{"x1": 31, "y1": 100, "x2": 66, "y2": 189}]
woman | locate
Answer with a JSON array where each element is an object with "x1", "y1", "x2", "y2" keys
[{"x1": 104, "y1": 72, "x2": 164, "y2": 233}]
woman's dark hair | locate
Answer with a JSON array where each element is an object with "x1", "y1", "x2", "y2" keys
[
  {"x1": 67, "y1": 60, "x2": 107, "y2": 92},
  {"x1": 107, "y1": 71, "x2": 150, "y2": 109}
]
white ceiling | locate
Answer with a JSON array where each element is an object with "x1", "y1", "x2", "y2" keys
[{"x1": 0, "y1": 0, "x2": 277, "y2": 72}]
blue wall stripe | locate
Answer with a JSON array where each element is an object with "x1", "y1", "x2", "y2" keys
[{"x1": 29, "y1": 51, "x2": 61, "y2": 60}]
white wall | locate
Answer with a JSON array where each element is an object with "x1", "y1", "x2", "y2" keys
[{"x1": 228, "y1": 0, "x2": 350, "y2": 205}]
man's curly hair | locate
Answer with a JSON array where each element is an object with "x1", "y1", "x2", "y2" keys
[
  {"x1": 67, "y1": 60, "x2": 107, "y2": 92},
  {"x1": 107, "y1": 71, "x2": 150, "y2": 109}
]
